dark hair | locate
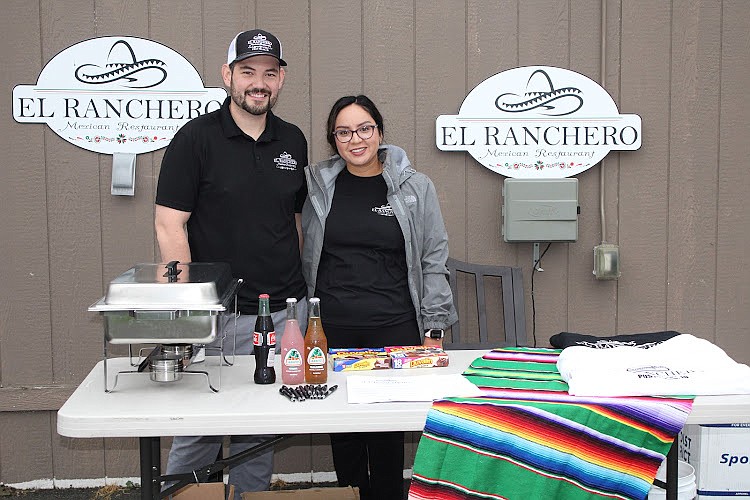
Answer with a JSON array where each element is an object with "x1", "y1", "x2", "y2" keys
[{"x1": 326, "y1": 95, "x2": 384, "y2": 153}]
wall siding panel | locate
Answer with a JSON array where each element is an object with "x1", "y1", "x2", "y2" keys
[
  {"x1": 1, "y1": 0, "x2": 52, "y2": 388},
  {"x1": 416, "y1": 0, "x2": 467, "y2": 340},
  {"x1": 566, "y1": 1, "x2": 618, "y2": 336},
  {"x1": 667, "y1": 0, "x2": 721, "y2": 338},
  {"x1": 204, "y1": 0, "x2": 255, "y2": 89},
  {"x1": 1, "y1": 0, "x2": 749, "y2": 487},
  {"x1": 517, "y1": 0, "x2": 571, "y2": 345},
  {"x1": 310, "y1": 0, "x2": 362, "y2": 163},
  {"x1": 467, "y1": 0, "x2": 520, "y2": 264},
  {"x1": 364, "y1": 0, "x2": 415, "y2": 160},
  {"x1": 716, "y1": 0, "x2": 750, "y2": 361},
  {"x1": 0, "y1": 412, "x2": 54, "y2": 483},
  {"x1": 258, "y1": 0, "x2": 315, "y2": 478},
  {"x1": 88, "y1": 0, "x2": 155, "y2": 482},
  {"x1": 258, "y1": 0, "x2": 312, "y2": 147},
  {"x1": 42, "y1": 0, "x2": 103, "y2": 385},
  {"x1": 618, "y1": 2, "x2": 672, "y2": 333}
]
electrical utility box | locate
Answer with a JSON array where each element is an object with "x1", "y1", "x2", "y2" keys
[{"x1": 502, "y1": 178, "x2": 579, "y2": 242}]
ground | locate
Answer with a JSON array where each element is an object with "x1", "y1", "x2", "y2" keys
[
  {"x1": 0, "y1": 481, "x2": 411, "y2": 499},
  {"x1": 0, "y1": 484, "x2": 139, "y2": 499}
]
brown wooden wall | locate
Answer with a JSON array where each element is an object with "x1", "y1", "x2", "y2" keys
[{"x1": 1, "y1": 0, "x2": 748, "y2": 487}]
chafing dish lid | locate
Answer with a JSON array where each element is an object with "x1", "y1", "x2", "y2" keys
[{"x1": 89, "y1": 262, "x2": 236, "y2": 311}]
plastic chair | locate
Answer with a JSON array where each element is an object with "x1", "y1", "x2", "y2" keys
[{"x1": 444, "y1": 257, "x2": 526, "y2": 349}]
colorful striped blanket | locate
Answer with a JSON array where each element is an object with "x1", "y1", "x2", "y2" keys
[{"x1": 409, "y1": 347, "x2": 694, "y2": 500}]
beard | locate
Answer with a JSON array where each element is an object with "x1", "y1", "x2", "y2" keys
[{"x1": 230, "y1": 85, "x2": 278, "y2": 116}]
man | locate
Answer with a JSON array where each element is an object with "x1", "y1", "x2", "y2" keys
[{"x1": 154, "y1": 29, "x2": 308, "y2": 497}]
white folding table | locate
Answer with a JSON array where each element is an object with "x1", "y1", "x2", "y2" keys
[{"x1": 57, "y1": 350, "x2": 750, "y2": 500}]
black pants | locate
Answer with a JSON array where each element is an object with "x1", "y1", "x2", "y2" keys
[
  {"x1": 325, "y1": 319, "x2": 421, "y2": 500},
  {"x1": 330, "y1": 431, "x2": 405, "y2": 500}
]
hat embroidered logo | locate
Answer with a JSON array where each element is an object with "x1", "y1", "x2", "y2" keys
[{"x1": 249, "y1": 34, "x2": 273, "y2": 53}]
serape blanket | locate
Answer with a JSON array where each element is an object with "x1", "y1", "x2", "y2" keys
[{"x1": 409, "y1": 347, "x2": 694, "y2": 500}]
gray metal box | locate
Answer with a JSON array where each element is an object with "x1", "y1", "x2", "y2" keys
[{"x1": 502, "y1": 178, "x2": 579, "y2": 242}]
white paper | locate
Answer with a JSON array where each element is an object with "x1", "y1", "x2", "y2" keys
[{"x1": 346, "y1": 374, "x2": 482, "y2": 404}]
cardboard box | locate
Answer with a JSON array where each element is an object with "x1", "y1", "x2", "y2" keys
[
  {"x1": 386, "y1": 346, "x2": 449, "y2": 369},
  {"x1": 679, "y1": 423, "x2": 750, "y2": 498},
  {"x1": 241, "y1": 486, "x2": 359, "y2": 499},
  {"x1": 329, "y1": 348, "x2": 390, "y2": 371},
  {"x1": 170, "y1": 483, "x2": 235, "y2": 499}
]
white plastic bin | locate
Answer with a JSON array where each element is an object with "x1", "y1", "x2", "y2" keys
[{"x1": 648, "y1": 460, "x2": 696, "y2": 500}]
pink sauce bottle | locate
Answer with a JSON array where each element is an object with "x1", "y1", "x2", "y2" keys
[{"x1": 281, "y1": 298, "x2": 305, "y2": 385}]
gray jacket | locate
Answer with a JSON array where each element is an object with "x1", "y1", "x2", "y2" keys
[{"x1": 302, "y1": 144, "x2": 457, "y2": 335}]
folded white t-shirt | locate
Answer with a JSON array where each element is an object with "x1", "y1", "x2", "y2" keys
[{"x1": 556, "y1": 334, "x2": 750, "y2": 396}]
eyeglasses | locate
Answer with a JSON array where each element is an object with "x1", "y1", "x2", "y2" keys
[{"x1": 332, "y1": 124, "x2": 378, "y2": 143}]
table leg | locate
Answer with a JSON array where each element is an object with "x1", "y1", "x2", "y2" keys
[
  {"x1": 159, "y1": 435, "x2": 290, "y2": 498},
  {"x1": 666, "y1": 439, "x2": 677, "y2": 500},
  {"x1": 140, "y1": 437, "x2": 161, "y2": 500}
]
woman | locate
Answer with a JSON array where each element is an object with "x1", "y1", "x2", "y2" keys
[{"x1": 302, "y1": 95, "x2": 457, "y2": 499}]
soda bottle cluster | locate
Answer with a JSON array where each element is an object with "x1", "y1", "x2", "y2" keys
[{"x1": 253, "y1": 295, "x2": 328, "y2": 386}]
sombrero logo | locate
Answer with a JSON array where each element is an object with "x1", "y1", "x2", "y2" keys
[
  {"x1": 436, "y1": 66, "x2": 641, "y2": 178},
  {"x1": 74, "y1": 40, "x2": 167, "y2": 89},
  {"x1": 495, "y1": 69, "x2": 583, "y2": 116},
  {"x1": 13, "y1": 36, "x2": 227, "y2": 155}
]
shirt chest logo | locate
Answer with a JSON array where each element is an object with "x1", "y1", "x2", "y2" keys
[
  {"x1": 371, "y1": 204, "x2": 394, "y2": 217},
  {"x1": 273, "y1": 151, "x2": 298, "y2": 170}
]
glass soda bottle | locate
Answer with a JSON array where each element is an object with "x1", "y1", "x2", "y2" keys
[
  {"x1": 253, "y1": 293, "x2": 276, "y2": 384},
  {"x1": 280, "y1": 298, "x2": 305, "y2": 385},
  {"x1": 304, "y1": 297, "x2": 328, "y2": 384}
]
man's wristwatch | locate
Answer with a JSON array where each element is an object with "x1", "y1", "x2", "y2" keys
[{"x1": 425, "y1": 328, "x2": 445, "y2": 340}]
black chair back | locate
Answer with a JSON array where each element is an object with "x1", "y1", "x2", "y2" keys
[{"x1": 445, "y1": 257, "x2": 526, "y2": 349}]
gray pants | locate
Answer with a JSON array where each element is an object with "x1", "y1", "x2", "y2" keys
[{"x1": 165, "y1": 299, "x2": 308, "y2": 499}]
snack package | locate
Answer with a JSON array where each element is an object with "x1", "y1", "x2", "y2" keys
[
  {"x1": 385, "y1": 346, "x2": 450, "y2": 369},
  {"x1": 328, "y1": 348, "x2": 391, "y2": 371}
]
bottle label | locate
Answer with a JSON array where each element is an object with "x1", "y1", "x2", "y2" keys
[
  {"x1": 307, "y1": 346, "x2": 326, "y2": 368},
  {"x1": 284, "y1": 348, "x2": 303, "y2": 367},
  {"x1": 253, "y1": 331, "x2": 276, "y2": 346},
  {"x1": 266, "y1": 351, "x2": 275, "y2": 367}
]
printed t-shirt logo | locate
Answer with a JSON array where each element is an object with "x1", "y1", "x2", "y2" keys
[
  {"x1": 372, "y1": 204, "x2": 394, "y2": 216},
  {"x1": 274, "y1": 152, "x2": 298, "y2": 170},
  {"x1": 577, "y1": 340, "x2": 663, "y2": 349},
  {"x1": 626, "y1": 365, "x2": 694, "y2": 380}
]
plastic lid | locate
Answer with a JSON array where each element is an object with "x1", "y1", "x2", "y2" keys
[
  {"x1": 286, "y1": 297, "x2": 297, "y2": 303},
  {"x1": 309, "y1": 297, "x2": 320, "y2": 303},
  {"x1": 259, "y1": 293, "x2": 270, "y2": 299}
]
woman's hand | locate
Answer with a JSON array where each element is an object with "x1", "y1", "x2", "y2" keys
[{"x1": 423, "y1": 337, "x2": 444, "y2": 349}]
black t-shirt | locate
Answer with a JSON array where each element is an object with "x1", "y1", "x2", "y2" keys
[
  {"x1": 315, "y1": 168, "x2": 414, "y2": 328},
  {"x1": 155, "y1": 97, "x2": 307, "y2": 313},
  {"x1": 549, "y1": 330, "x2": 681, "y2": 349}
]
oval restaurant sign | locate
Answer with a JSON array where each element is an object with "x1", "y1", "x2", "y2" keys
[
  {"x1": 13, "y1": 36, "x2": 226, "y2": 154},
  {"x1": 436, "y1": 66, "x2": 641, "y2": 178}
]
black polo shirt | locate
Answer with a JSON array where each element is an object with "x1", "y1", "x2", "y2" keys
[{"x1": 156, "y1": 97, "x2": 308, "y2": 313}]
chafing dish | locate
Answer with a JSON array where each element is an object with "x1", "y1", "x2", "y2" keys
[{"x1": 89, "y1": 261, "x2": 242, "y2": 392}]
